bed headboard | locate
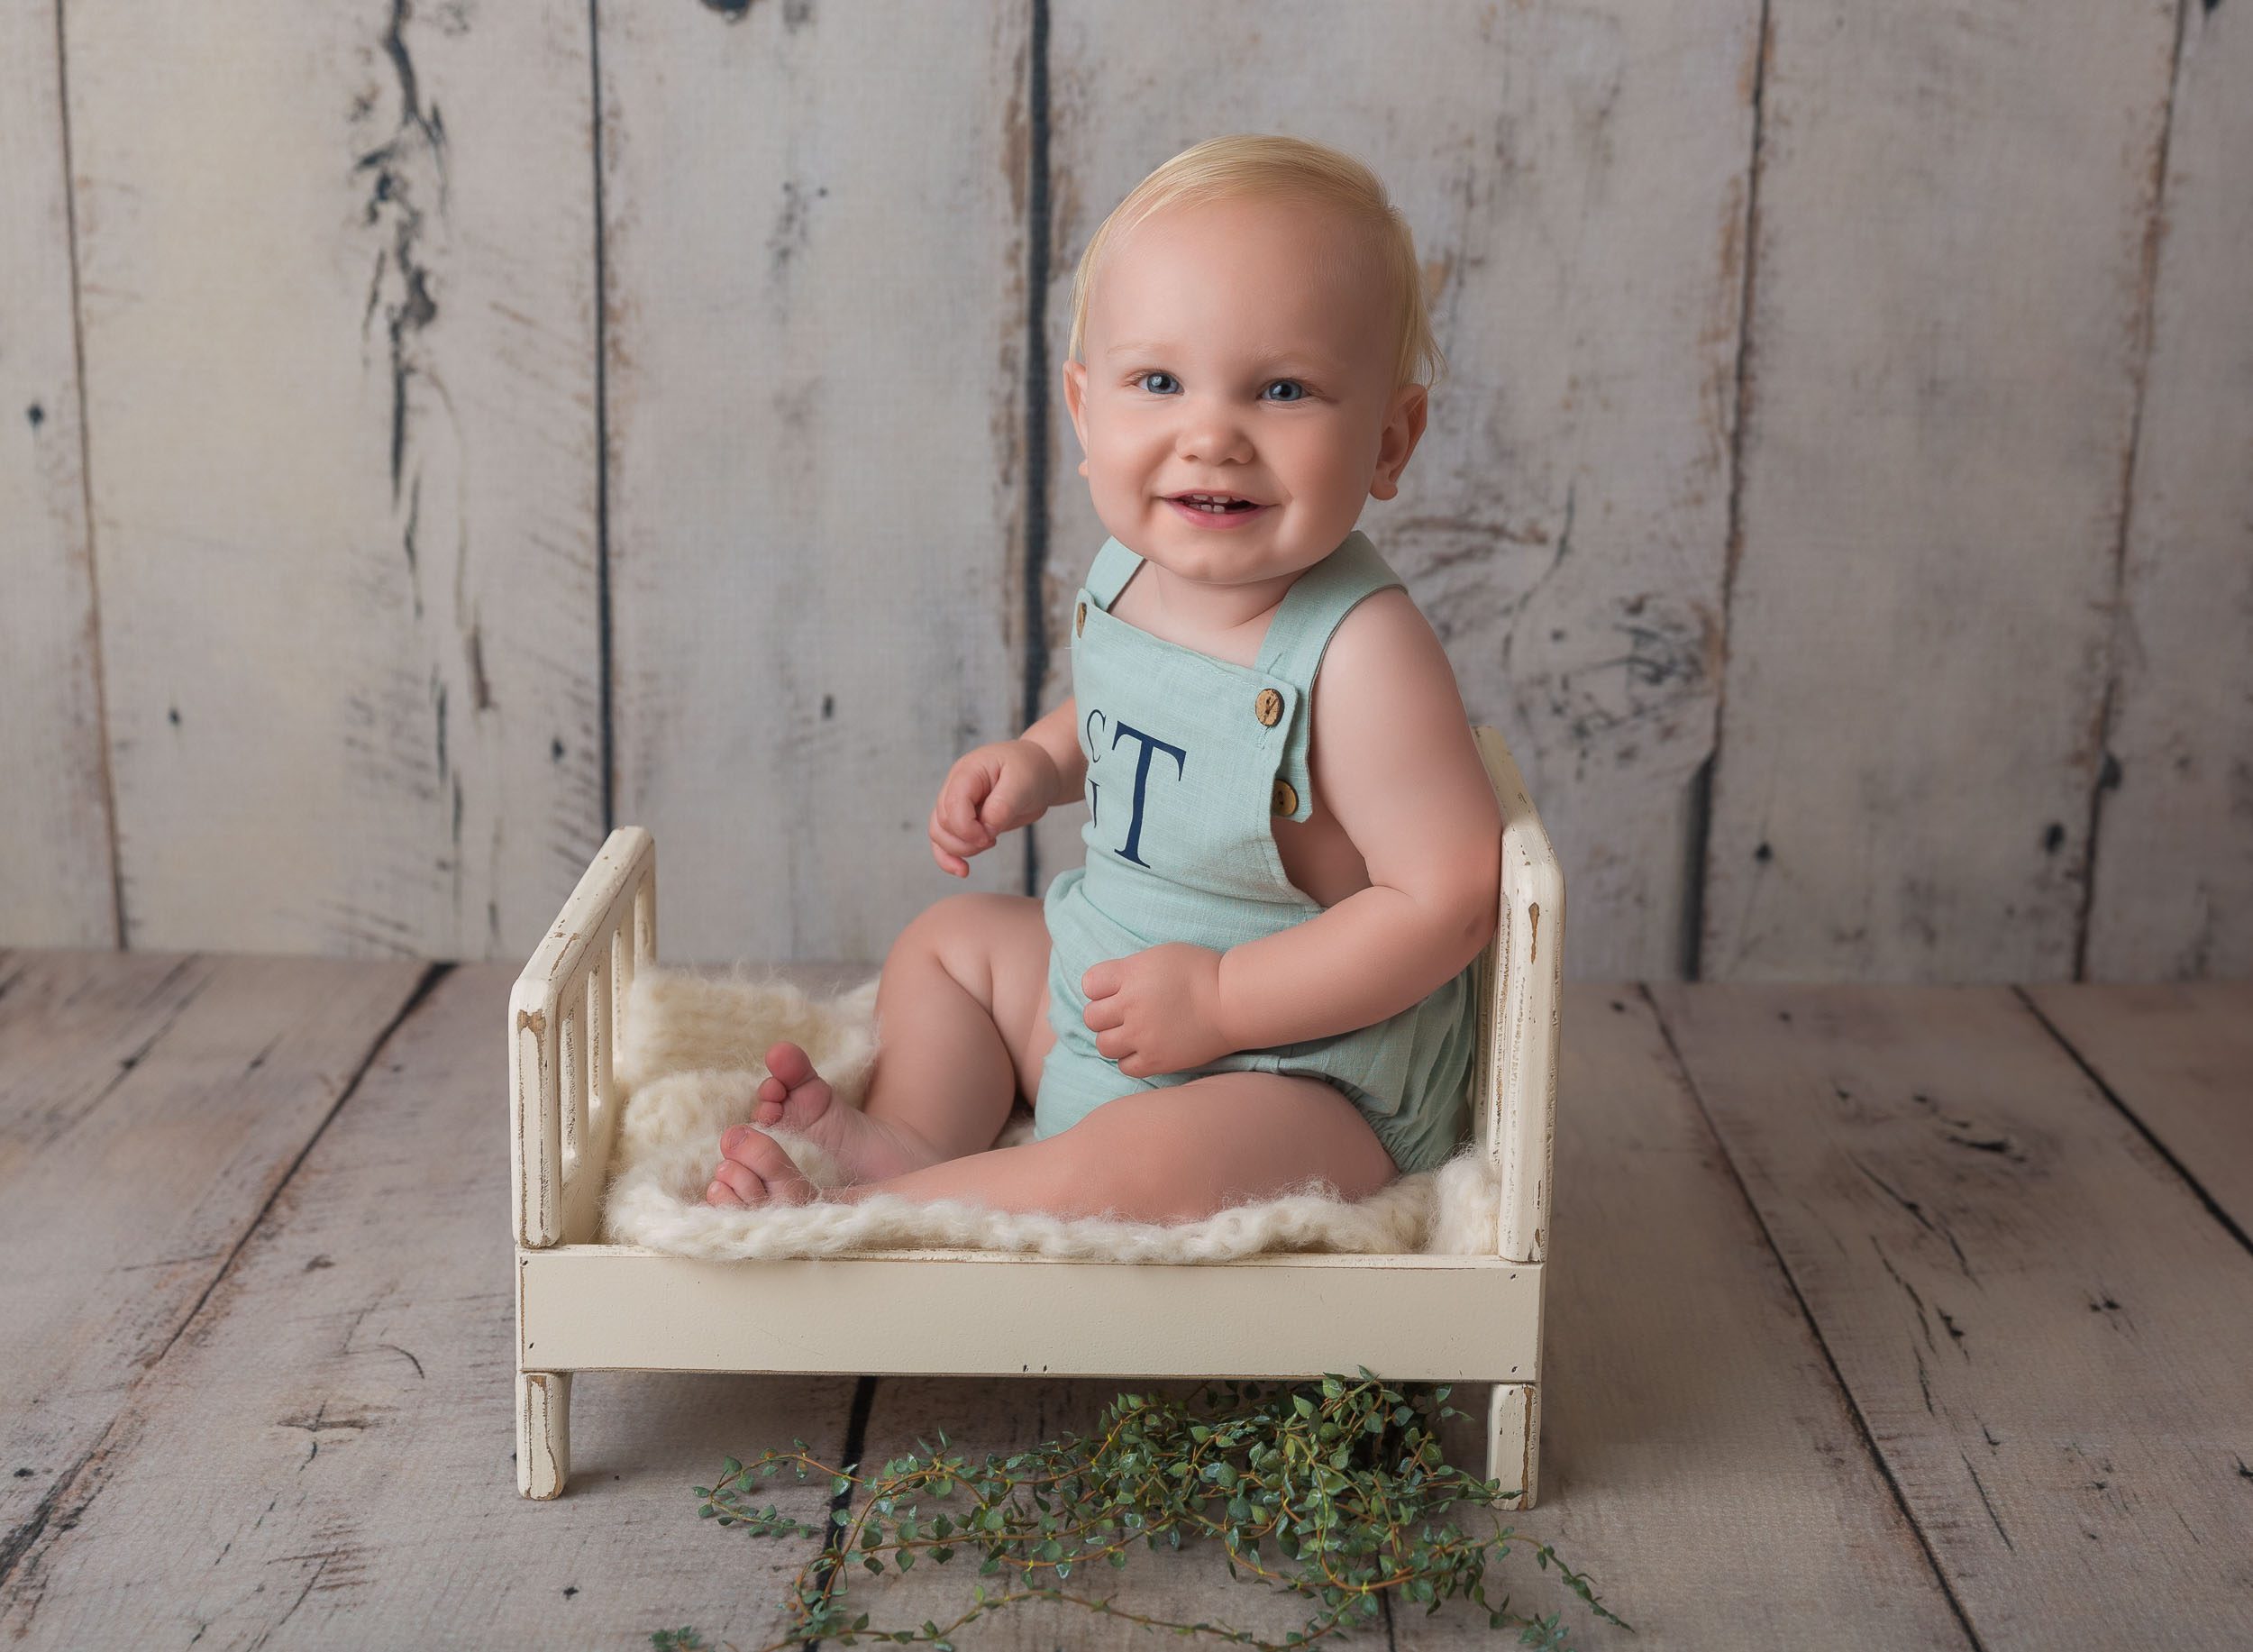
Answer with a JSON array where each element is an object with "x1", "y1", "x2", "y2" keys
[
  {"x1": 1469, "y1": 726, "x2": 1562, "y2": 1265},
  {"x1": 509, "y1": 827, "x2": 655, "y2": 1247}
]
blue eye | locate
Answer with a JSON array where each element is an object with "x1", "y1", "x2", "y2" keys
[
  {"x1": 1136, "y1": 370, "x2": 1180, "y2": 395},
  {"x1": 1263, "y1": 379, "x2": 1307, "y2": 403}
]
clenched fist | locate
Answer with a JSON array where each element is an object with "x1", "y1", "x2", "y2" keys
[{"x1": 929, "y1": 739, "x2": 1061, "y2": 877}]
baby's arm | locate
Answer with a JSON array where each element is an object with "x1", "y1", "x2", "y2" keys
[
  {"x1": 1216, "y1": 590, "x2": 1501, "y2": 1048},
  {"x1": 1016, "y1": 695, "x2": 1088, "y2": 807}
]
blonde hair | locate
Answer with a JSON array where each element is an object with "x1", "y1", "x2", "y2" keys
[{"x1": 1066, "y1": 133, "x2": 1446, "y2": 392}]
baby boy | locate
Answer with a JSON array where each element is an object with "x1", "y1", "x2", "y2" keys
[{"x1": 704, "y1": 133, "x2": 1501, "y2": 1221}]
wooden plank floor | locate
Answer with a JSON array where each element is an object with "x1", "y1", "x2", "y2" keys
[{"x1": 1, "y1": 953, "x2": 2246, "y2": 1649}]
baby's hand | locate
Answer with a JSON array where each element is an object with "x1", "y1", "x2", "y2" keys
[
  {"x1": 929, "y1": 739, "x2": 1059, "y2": 877},
  {"x1": 1081, "y1": 942, "x2": 1232, "y2": 1079}
]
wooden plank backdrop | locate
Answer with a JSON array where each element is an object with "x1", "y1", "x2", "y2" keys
[
  {"x1": 0, "y1": 2, "x2": 116, "y2": 947},
  {"x1": 1699, "y1": 0, "x2": 2186, "y2": 981},
  {"x1": 2080, "y1": 2, "x2": 2253, "y2": 981},
  {"x1": 56, "y1": 0, "x2": 605, "y2": 955},
  {"x1": 4, "y1": 0, "x2": 2246, "y2": 981},
  {"x1": 601, "y1": 0, "x2": 1030, "y2": 965}
]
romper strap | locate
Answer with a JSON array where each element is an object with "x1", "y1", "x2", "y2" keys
[
  {"x1": 1085, "y1": 536, "x2": 1143, "y2": 608},
  {"x1": 1255, "y1": 530, "x2": 1406, "y2": 823},
  {"x1": 1254, "y1": 530, "x2": 1405, "y2": 686}
]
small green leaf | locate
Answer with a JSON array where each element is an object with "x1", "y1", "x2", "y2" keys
[{"x1": 660, "y1": 1371, "x2": 1623, "y2": 1650}]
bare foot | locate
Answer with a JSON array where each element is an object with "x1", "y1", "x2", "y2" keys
[
  {"x1": 704, "y1": 1124, "x2": 820, "y2": 1209},
  {"x1": 702, "y1": 1041, "x2": 946, "y2": 1207}
]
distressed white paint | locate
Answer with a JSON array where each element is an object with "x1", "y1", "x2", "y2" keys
[
  {"x1": 0, "y1": 3, "x2": 114, "y2": 946},
  {"x1": 1031, "y1": 0, "x2": 1760, "y2": 981},
  {"x1": 1702, "y1": 0, "x2": 2185, "y2": 980},
  {"x1": 2025, "y1": 981, "x2": 2253, "y2": 1236},
  {"x1": 512, "y1": 726, "x2": 1562, "y2": 1505},
  {"x1": 1652, "y1": 981, "x2": 2253, "y2": 1646},
  {"x1": 4, "y1": 1, "x2": 2248, "y2": 983},
  {"x1": 601, "y1": 0, "x2": 1031, "y2": 966},
  {"x1": 2084, "y1": 1, "x2": 2253, "y2": 980},
  {"x1": 0, "y1": 963, "x2": 854, "y2": 1648},
  {"x1": 0, "y1": 951, "x2": 424, "y2": 1556},
  {"x1": 60, "y1": 0, "x2": 603, "y2": 956}
]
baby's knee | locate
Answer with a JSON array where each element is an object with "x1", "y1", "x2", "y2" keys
[
  {"x1": 895, "y1": 891, "x2": 1013, "y2": 953},
  {"x1": 894, "y1": 891, "x2": 1044, "y2": 983}
]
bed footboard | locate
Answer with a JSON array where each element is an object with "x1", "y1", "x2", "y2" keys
[
  {"x1": 1469, "y1": 727, "x2": 1562, "y2": 1266},
  {"x1": 509, "y1": 826, "x2": 656, "y2": 1249}
]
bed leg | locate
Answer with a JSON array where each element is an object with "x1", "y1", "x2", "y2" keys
[
  {"x1": 518, "y1": 1371, "x2": 571, "y2": 1500},
  {"x1": 1486, "y1": 1383, "x2": 1538, "y2": 1510}
]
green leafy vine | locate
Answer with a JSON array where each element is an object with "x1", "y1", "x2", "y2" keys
[{"x1": 653, "y1": 1368, "x2": 1630, "y2": 1650}]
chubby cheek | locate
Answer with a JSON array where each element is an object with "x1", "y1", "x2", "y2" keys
[
  {"x1": 1087, "y1": 432, "x2": 1172, "y2": 515},
  {"x1": 1265, "y1": 422, "x2": 1358, "y2": 502}
]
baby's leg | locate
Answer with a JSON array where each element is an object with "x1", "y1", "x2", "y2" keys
[
  {"x1": 831, "y1": 1070, "x2": 1398, "y2": 1223},
  {"x1": 859, "y1": 890, "x2": 1055, "y2": 1158},
  {"x1": 706, "y1": 892, "x2": 1054, "y2": 1206}
]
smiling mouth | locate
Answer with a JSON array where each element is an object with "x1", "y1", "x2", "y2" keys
[{"x1": 1168, "y1": 491, "x2": 1264, "y2": 515}]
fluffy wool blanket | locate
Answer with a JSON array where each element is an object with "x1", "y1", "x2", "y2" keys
[{"x1": 599, "y1": 966, "x2": 1502, "y2": 1261}]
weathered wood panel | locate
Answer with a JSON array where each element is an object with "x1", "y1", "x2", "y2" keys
[
  {"x1": 0, "y1": 950, "x2": 424, "y2": 1585},
  {"x1": 2022, "y1": 981, "x2": 2253, "y2": 1243},
  {"x1": 2084, "y1": 2, "x2": 2253, "y2": 981},
  {"x1": 1031, "y1": 1, "x2": 1762, "y2": 980},
  {"x1": 845, "y1": 984, "x2": 1969, "y2": 1648},
  {"x1": 1649, "y1": 982, "x2": 2253, "y2": 1647},
  {"x1": 0, "y1": 963, "x2": 852, "y2": 1647},
  {"x1": 60, "y1": 1, "x2": 604, "y2": 957},
  {"x1": 603, "y1": 1, "x2": 1030, "y2": 965},
  {"x1": 0, "y1": 5, "x2": 116, "y2": 948},
  {"x1": 1701, "y1": 1, "x2": 2185, "y2": 981}
]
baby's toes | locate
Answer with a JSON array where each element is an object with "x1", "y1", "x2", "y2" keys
[
  {"x1": 705, "y1": 1157, "x2": 759, "y2": 1207},
  {"x1": 764, "y1": 1040, "x2": 816, "y2": 1090},
  {"x1": 733, "y1": 1128, "x2": 819, "y2": 1206},
  {"x1": 707, "y1": 1127, "x2": 816, "y2": 1208}
]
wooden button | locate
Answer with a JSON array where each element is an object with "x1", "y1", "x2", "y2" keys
[
  {"x1": 1272, "y1": 777, "x2": 1299, "y2": 815},
  {"x1": 1075, "y1": 600, "x2": 1087, "y2": 635},
  {"x1": 1254, "y1": 688, "x2": 1283, "y2": 726}
]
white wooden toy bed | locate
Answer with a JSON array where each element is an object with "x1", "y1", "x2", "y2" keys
[{"x1": 511, "y1": 725, "x2": 1560, "y2": 1504}]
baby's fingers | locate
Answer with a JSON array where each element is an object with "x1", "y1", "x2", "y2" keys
[
  {"x1": 928, "y1": 799, "x2": 977, "y2": 852},
  {"x1": 928, "y1": 800, "x2": 991, "y2": 871},
  {"x1": 938, "y1": 780, "x2": 998, "y2": 851}
]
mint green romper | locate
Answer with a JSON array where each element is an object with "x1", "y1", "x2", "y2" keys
[{"x1": 1035, "y1": 528, "x2": 1480, "y2": 1175}]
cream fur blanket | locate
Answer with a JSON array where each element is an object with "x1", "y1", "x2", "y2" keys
[{"x1": 600, "y1": 966, "x2": 1502, "y2": 1261}]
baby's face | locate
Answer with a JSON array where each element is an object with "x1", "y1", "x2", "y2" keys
[{"x1": 1063, "y1": 195, "x2": 1427, "y2": 589}]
